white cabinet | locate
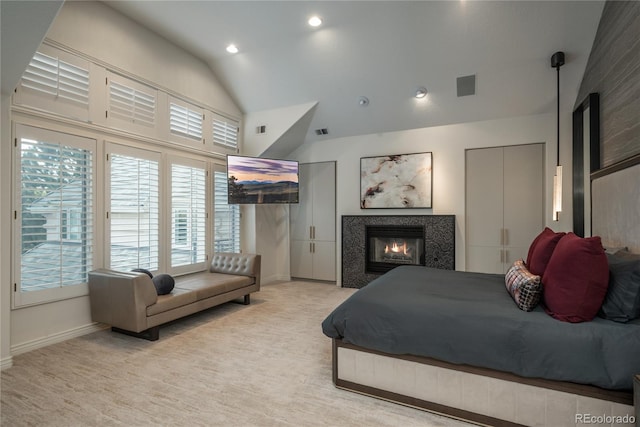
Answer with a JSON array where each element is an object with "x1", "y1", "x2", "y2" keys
[
  {"x1": 290, "y1": 162, "x2": 336, "y2": 281},
  {"x1": 466, "y1": 144, "x2": 544, "y2": 274}
]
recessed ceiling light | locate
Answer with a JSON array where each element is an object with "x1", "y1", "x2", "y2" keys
[
  {"x1": 415, "y1": 87, "x2": 428, "y2": 98},
  {"x1": 358, "y1": 96, "x2": 370, "y2": 107},
  {"x1": 308, "y1": 16, "x2": 322, "y2": 27},
  {"x1": 226, "y1": 44, "x2": 239, "y2": 54}
]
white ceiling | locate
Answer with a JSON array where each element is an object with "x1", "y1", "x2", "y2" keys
[{"x1": 105, "y1": 1, "x2": 604, "y2": 145}]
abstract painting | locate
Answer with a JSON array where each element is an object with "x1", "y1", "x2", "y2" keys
[{"x1": 360, "y1": 152, "x2": 432, "y2": 209}]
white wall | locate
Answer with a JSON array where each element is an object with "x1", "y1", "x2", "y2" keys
[
  {"x1": 1, "y1": 94, "x2": 12, "y2": 369},
  {"x1": 288, "y1": 112, "x2": 571, "y2": 284},
  {"x1": 45, "y1": 2, "x2": 240, "y2": 118},
  {"x1": 2, "y1": 1, "x2": 241, "y2": 358}
]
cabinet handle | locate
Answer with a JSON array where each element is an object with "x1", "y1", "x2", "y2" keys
[
  {"x1": 499, "y1": 249, "x2": 504, "y2": 263},
  {"x1": 310, "y1": 226, "x2": 313, "y2": 240},
  {"x1": 310, "y1": 242, "x2": 313, "y2": 253},
  {"x1": 312, "y1": 226, "x2": 316, "y2": 240}
]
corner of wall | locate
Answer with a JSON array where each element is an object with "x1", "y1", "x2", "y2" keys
[
  {"x1": 243, "y1": 101, "x2": 317, "y2": 157},
  {"x1": 1, "y1": 94, "x2": 13, "y2": 367}
]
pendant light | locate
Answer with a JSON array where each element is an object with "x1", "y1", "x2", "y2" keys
[{"x1": 551, "y1": 51, "x2": 565, "y2": 221}]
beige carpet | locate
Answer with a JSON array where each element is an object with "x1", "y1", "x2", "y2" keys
[{"x1": 1, "y1": 280, "x2": 471, "y2": 427}]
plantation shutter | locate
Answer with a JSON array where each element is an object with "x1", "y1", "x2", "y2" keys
[
  {"x1": 170, "y1": 102, "x2": 203, "y2": 140},
  {"x1": 21, "y1": 51, "x2": 90, "y2": 106},
  {"x1": 109, "y1": 152, "x2": 160, "y2": 271},
  {"x1": 171, "y1": 163, "x2": 207, "y2": 268},
  {"x1": 212, "y1": 114, "x2": 239, "y2": 150},
  {"x1": 15, "y1": 125, "x2": 95, "y2": 306},
  {"x1": 16, "y1": 48, "x2": 90, "y2": 121},
  {"x1": 214, "y1": 170, "x2": 240, "y2": 253},
  {"x1": 108, "y1": 79, "x2": 156, "y2": 128}
]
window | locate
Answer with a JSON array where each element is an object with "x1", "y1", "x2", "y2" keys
[
  {"x1": 108, "y1": 78, "x2": 156, "y2": 128},
  {"x1": 174, "y1": 210, "x2": 188, "y2": 245},
  {"x1": 171, "y1": 161, "x2": 207, "y2": 270},
  {"x1": 108, "y1": 148, "x2": 160, "y2": 272},
  {"x1": 214, "y1": 169, "x2": 241, "y2": 253},
  {"x1": 21, "y1": 51, "x2": 90, "y2": 106},
  {"x1": 15, "y1": 47, "x2": 90, "y2": 121},
  {"x1": 170, "y1": 101, "x2": 203, "y2": 140},
  {"x1": 14, "y1": 125, "x2": 95, "y2": 306},
  {"x1": 212, "y1": 114, "x2": 239, "y2": 151}
]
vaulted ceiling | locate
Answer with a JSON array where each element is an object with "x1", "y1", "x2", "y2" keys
[
  {"x1": 7, "y1": 1, "x2": 605, "y2": 145},
  {"x1": 104, "y1": 1, "x2": 604, "y2": 145}
]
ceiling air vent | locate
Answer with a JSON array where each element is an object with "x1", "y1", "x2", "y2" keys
[
  {"x1": 456, "y1": 74, "x2": 476, "y2": 97},
  {"x1": 256, "y1": 125, "x2": 266, "y2": 134},
  {"x1": 315, "y1": 128, "x2": 329, "y2": 136}
]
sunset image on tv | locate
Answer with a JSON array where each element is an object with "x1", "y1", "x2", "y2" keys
[{"x1": 227, "y1": 155, "x2": 299, "y2": 204}]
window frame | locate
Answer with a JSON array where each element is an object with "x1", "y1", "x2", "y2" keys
[
  {"x1": 168, "y1": 156, "x2": 210, "y2": 275},
  {"x1": 105, "y1": 72, "x2": 158, "y2": 137},
  {"x1": 213, "y1": 164, "x2": 241, "y2": 254},
  {"x1": 105, "y1": 142, "x2": 162, "y2": 274},
  {"x1": 12, "y1": 124, "x2": 98, "y2": 308},
  {"x1": 14, "y1": 45, "x2": 91, "y2": 122},
  {"x1": 169, "y1": 97, "x2": 204, "y2": 143}
]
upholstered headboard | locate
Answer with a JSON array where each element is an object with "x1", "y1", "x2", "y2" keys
[{"x1": 591, "y1": 161, "x2": 640, "y2": 254}]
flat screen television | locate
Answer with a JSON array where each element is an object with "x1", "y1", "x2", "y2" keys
[{"x1": 226, "y1": 155, "x2": 299, "y2": 204}]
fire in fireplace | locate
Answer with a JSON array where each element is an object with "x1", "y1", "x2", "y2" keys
[{"x1": 365, "y1": 225, "x2": 425, "y2": 273}]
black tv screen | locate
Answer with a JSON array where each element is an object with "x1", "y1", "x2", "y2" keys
[{"x1": 226, "y1": 155, "x2": 299, "y2": 204}]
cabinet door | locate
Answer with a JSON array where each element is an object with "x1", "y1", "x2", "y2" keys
[
  {"x1": 310, "y1": 162, "x2": 336, "y2": 242},
  {"x1": 290, "y1": 239, "x2": 313, "y2": 279},
  {"x1": 466, "y1": 144, "x2": 544, "y2": 274},
  {"x1": 466, "y1": 147, "x2": 504, "y2": 273},
  {"x1": 466, "y1": 246, "x2": 506, "y2": 274},
  {"x1": 503, "y1": 144, "x2": 544, "y2": 262},
  {"x1": 289, "y1": 163, "x2": 313, "y2": 241},
  {"x1": 312, "y1": 240, "x2": 336, "y2": 281}
]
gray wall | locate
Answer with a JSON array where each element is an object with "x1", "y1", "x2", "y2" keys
[{"x1": 575, "y1": 1, "x2": 640, "y2": 167}]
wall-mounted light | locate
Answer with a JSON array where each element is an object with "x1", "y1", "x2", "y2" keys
[
  {"x1": 415, "y1": 87, "x2": 428, "y2": 98},
  {"x1": 551, "y1": 51, "x2": 565, "y2": 221}
]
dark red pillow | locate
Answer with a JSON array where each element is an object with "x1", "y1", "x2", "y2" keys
[
  {"x1": 526, "y1": 227, "x2": 565, "y2": 276},
  {"x1": 542, "y1": 233, "x2": 609, "y2": 323}
]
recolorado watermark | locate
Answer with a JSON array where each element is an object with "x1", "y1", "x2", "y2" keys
[{"x1": 576, "y1": 413, "x2": 635, "y2": 424}]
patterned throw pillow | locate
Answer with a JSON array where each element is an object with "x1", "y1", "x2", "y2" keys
[{"x1": 505, "y1": 259, "x2": 542, "y2": 311}]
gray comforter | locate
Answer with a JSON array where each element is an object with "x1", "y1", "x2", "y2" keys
[{"x1": 322, "y1": 266, "x2": 640, "y2": 390}]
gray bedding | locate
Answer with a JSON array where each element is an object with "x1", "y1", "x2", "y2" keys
[{"x1": 322, "y1": 266, "x2": 640, "y2": 390}]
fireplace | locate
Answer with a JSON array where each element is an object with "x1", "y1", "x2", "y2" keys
[
  {"x1": 366, "y1": 225, "x2": 425, "y2": 273},
  {"x1": 342, "y1": 215, "x2": 455, "y2": 288}
]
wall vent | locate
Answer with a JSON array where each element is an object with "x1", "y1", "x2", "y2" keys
[
  {"x1": 456, "y1": 74, "x2": 476, "y2": 97},
  {"x1": 315, "y1": 128, "x2": 329, "y2": 136},
  {"x1": 256, "y1": 125, "x2": 266, "y2": 134}
]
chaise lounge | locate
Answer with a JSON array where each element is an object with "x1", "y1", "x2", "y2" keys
[{"x1": 88, "y1": 253, "x2": 261, "y2": 340}]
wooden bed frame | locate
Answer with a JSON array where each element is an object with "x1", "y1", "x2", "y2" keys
[
  {"x1": 332, "y1": 339, "x2": 634, "y2": 426},
  {"x1": 330, "y1": 94, "x2": 639, "y2": 426}
]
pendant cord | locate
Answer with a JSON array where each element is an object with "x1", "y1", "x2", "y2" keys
[{"x1": 556, "y1": 65, "x2": 560, "y2": 167}]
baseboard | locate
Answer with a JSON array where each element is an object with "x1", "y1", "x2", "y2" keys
[
  {"x1": 1, "y1": 355, "x2": 13, "y2": 371},
  {"x1": 262, "y1": 274, "x2": 290, "y2": 285},
  {"x1": 10, "y1": 323, "x2": 108, "y2": 356}
]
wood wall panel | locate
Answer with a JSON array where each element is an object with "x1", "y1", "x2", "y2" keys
[{"x1": 575, "y1": 1, "x2": 640, "y2": 167}]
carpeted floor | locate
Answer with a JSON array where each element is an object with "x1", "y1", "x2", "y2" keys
[{"x1": 1, "y1": 280, "x2": 472, "y2": 427}]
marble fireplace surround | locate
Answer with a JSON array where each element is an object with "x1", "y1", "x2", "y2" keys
[{"x1": 342, "y1": 215, "x2": 455, "y2": 288}]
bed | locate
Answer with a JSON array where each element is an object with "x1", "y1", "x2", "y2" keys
[
  {"x1": 322, "y1": 264, "x2": 639, "y2": 426},
  {"x1": 322, "y1": 265, "x2": 640, "y2": 391},
  {"x1": 322, "y1": 156, "x2": 640, "y2": 426}
]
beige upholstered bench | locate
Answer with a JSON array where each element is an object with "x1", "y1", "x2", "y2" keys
[{"x1": 88, "y1": 253, "x2": 261, "y2": 340}]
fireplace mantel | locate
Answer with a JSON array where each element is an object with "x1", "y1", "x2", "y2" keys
[{"x1": 342, "y1": 215, "x2": 455, "y2": 288}]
